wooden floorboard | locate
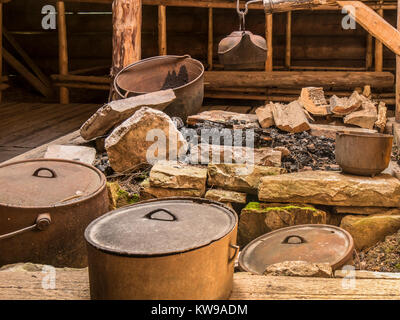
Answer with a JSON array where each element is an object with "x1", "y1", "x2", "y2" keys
[
  {"x1": 0, "y1": 268, "x2": 398, "y2": 300},
  {"x1": 0, "y1": 102, "x2": 98, "y2": 162}
]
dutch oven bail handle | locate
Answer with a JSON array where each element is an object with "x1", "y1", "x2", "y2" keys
[
  {"x1": 144, "y1": 208, "x2": 178, "y2": 221},
  {"x1": 113, "y1": 55, "x2": 192, "y2": 100},
  {"x1": 228, "y1": 244, "x2": 240, "y2": 263},
  {"x1": 282, "y1": 235, "x2": 307, "y2": 244},
  {"x1": 0, "y1": 213, "x2": 51, "y2": 241},
  {"x1": 33, "y1": 167, "x2": 57, "y2": 178}
]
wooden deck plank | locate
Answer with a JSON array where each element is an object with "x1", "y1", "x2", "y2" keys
[
  {"x1": 0, "y1": 103, "x2": 98, "y2": 162},
  {"x1": 0, "y1": 268, "x2": 399, "y2": 300}
]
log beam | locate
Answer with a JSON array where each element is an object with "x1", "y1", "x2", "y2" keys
[
  {"x1": 204, "y1": 71, "x2": 394, "y2": 88},
  {"x1": 396, "y1": 0, "x2": 400, "y2": 122},
  {"x1": 375, "y1": 7, "x2": 383, "y2": 71},
  {"x1": 285, "y1": 11, "x2": 291, "y2": 69},
  {"x1": 57, "y1": 1, "x2": 69, "y2": 104},
  {"x1": 111, "y1": 0, "x2": 142, "y2": 77},
  {"x1": 265, "y1": 13, "x2": 273, "y2": 72},
  {"x1": 208, "y1": 8, "x2": 213, "y2": 70},
  {"x1": 338, "y1": 1, "x2": 400, "y2": 57},
  {"x1": 158, "y1": 5, "x2": 167, "y2": 55}
]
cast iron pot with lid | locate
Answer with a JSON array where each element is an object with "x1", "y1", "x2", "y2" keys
[
  {"x1": 239, "y1": 224, "x2": 354, "y2": 275},
  {"x1": 0, "y1": 158, "x2": 109, "y2": 268},
  {"x1": 84, "y1": 197, "x2": 239, "y2": 300}
]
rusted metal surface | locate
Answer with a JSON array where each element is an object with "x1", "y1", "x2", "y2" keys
[
  {"x1": 85, "y1": 197, "x2": 238, "y2": 300},
  {"x1": 335, "y1": 131, "x2": 393, "y2": 176},
  {"x1": 218, "y1": 31, "x2": 267, "y2": 70},
  {"x1": 114, "y1": 55, "x2": 204, "y2": 121},
  {"x1": 239, "y1": 224, "x2": 355, "y2": 275},
  {"x1": 0, "y1": 159, "x2": 109, "y2": 268}
]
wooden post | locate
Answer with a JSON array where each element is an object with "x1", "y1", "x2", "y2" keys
[
  {"x1": 265, "y1": 13, "x2": 273, "y2": 72},
  {"x1": 0, "y1": 3, "x2": 3, "y2": 103},
  {"x1": 57, "y1": 1, "x2": 69, "y2": 104},
  {"x1": 208, "y1": 8, "x2": 213, "y2": 70},
  {"x1": 396, "y1": 0, "x2": 400, "y2": 122},
  {"x1": 158, "y1": 5, "x2": 167, "y2": 55},
  {"x1": 366, "y1": 34, "x2": 373, "y2": 70},
  {"x1": 285, "y1": 11, "x2": 291, "y2": 69},
  {"x1": 111, "y1": 0, "x2": 142, "y2": 78},
  {"x1": 375, "y1": 8, "x2": 383, "y2": 72}
]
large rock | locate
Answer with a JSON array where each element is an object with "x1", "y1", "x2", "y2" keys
[
  {"x1": 340, "y1": 215, "x2": 400, "y2": 250},
  {"x1": 258, "y1": 171, "x2": 400, "y2": 207},
  {"x1": 80, "y1": 90, "x2": 176, "y2": 140},
  {"x1": 205, "y1": 189, "x2": 247, "y2": 204},
  {"x1": 189, "y1": 143, "x2": 281, "y2": 167},
  {"x1": 207, "y1": 163, "x2": 285, "y2": 194},
  {"x1": 44, "y1": 145, "x2": 96, "y2": 165},
  {"x1": 149, "y1": 160, "x2": 207, "y2": 191},
  {"x1": 105, "y1": 107, "x2": 188, "y2": 172},
  {"x1": 238, "y1": 202, "x2": 326, "y2": 246},
  {"x1": 140, "y1": 179, "x2": 204, "y2": 200},
  {"x1": 263, "y1": 261, "x2": 332, "y2": 278}
]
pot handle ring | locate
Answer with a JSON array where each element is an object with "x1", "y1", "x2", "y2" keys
[
  {"x1": 144, "y1": 209, "x2": 178, "y2": 222},
  {"x1": 0, "y1": 213, "x2": 51, "y2": 241},
  {"x1": 228, "y1": 244, "x2": 240, "y2": 263},
  {"x1": 33, "y1": 167, "x2": 57, "y2": 178},
  {"x1": 281, "y1": 235, "x2": 307, "y2": 244}
]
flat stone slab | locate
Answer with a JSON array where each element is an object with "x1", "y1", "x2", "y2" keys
[
  {"x1": 208, "y1": 163, "x2": 285, "y2": 194},
  {"x1": 80, "y1": 90, "x2": 176, "y2": 140},
  {"x1": 205, "y1": 189, "x2": 247, "y2": 204},
  {"x1": 334, "y1": 206, "x2": 400, "y2": 215},
  {"x1": 189, "y1": 143, "x2": 281, "y2": 167},
  {"x1": 140, "y1": 179, "x2": 204, "y2": 199},
  {"x1": 258, "y1": 171, "x2": 400, "y2": 207},
  {"x1": 44, "y1": 145, "x2": 96, "y2": 165},
  {"x1": 149, "y1": 160, "x2": 207, "y2": 190}
]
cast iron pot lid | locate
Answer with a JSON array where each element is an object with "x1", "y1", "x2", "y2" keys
[
  {"x1": 0, "y1": 159, "x2": 105, "y2": 208},
  {"x1": 85, "y1": 197, "x2": 238, "y2": 256},
  {"x1": 239, "y1": 224, "x2": 354, "y2": 275}
]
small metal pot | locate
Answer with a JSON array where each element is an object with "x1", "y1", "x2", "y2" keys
[
  {"x1": 0, "y1": 159, "x2": 109, "y2": 268},
  {"x1": 114, "y1": 55, "x2": 204, "y2": 121},
  {"x1": 85, "y1": 197, "x2": 238, "y2": 300},
  {"x1": 335, "y1": 131, "x2": 393, "y2": 176}
]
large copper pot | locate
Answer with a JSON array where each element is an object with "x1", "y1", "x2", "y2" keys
[
  {"x1": 114, "y1": 55, "x2": 204, "y2": 121},
  {"x1": 85, "y1": 197, "x2": 239, "y2": 300},
  {"x1": 0, "y1": 159, "x2": 109, "y2": 268},
  {"x1": 335, "y1": 131, "x2": 393, "y2": 176}
]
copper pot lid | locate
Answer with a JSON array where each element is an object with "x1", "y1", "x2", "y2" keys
[
  {"x1": 0, "y1": 159, "x2": 105, "y2": 208},
  {"x1": 239, "y1": 224, "x2": 354, "y2": 274},
  {"x1": 85, "y1": 197, "x2": 238, "y2": 256}
]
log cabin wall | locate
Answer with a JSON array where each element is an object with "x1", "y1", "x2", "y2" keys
[{"x1": 2, "y1": 0, "x2": 398, "y2": 105}]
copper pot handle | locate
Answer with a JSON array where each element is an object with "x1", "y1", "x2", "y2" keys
[
  {"x1": 33, "y1": 167, "x2": 57, "y2": 178},
  {"x1": 281, "y1": 235, "x2": 307, "y2": 244},
  {"x1": 144, "y1": 209, "x2": 178, "y2": 221},
  {"x1": 0, "y1": 213, "x2": 51, "y2": 241},
  {"x1": 228, "y1": 244, "x2": 240, "y2": 263}
]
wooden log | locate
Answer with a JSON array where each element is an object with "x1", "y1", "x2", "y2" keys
[
  {"x1": 344, "y1": 98, "x2": 378, "y2": 129},
  {"x1": 3, "y1": 27, "x2": 51, "y2": 88},
  {"x1": 158, "y1": 5, "x2": 167, "y2": 55},
  {"x1": 57, "y1": 1, "x2": 69, "y2": 104},
  {"x1": 396, "y1": 0, "x2": 400, "y2": 122},
  {"x1": 3, "y1": 49, "x2": 52, "y2": 97},
  {"x1": 255, "y1": 103, "x2": 274, "y2": 128},
  {"x1": 0, "y1": 3, "x2": 2, "y2": 103},
  {"x1": 270, "y1": 101, "x2": 311, "y2": 133},
  {"x1": 338, "y1": 1, "x2": 400, "y2": 56},
  {"x1": 366, "y1": 34, "x2": 373, "y2": 70},
  {"x1": 375, "y1": 8, "x2": 383, "y2": 72},
  {"x1": 69, "y1": 65, "x2": 109, "y2": 75},
  {"x1": 265, "y1": 13, "x2": 273, "y2": 72},
  {"x1": 51, "y1": 74, "x2": 111, "y2": 84},
  {"x1": 204, "y1": 71, "x2": 394, "y2": 88},
  {"x1": 53, "y1": 83, "x2": 110, "y2": 90},
  {"x1": 208, "y1": 8, "x2": 213, "y2": 70},
  {"x1": 375, "y1": 101, "x2": 387, "y2": 132},
  {"x1": 111, "y1": 0, "x2": 142, "y2": 77},
  {"x1": 285, "y1": 11, "x2": 291, "y2": 69}
]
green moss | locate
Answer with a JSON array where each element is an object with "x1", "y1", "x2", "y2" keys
[
  {"x1": 244, "y1": 202, "x2": 317, "y2": 213},
  {"x1": 395, "y1": 263, "x2": 400, "y2": 270}
]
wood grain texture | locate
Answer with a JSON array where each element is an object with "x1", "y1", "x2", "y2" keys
[
  {"x1": 57, "y1": 1, "x2": 69, "y2": 104},
  {"x1": 0, "y1": 268, "x2": 399, "y2": 300}
]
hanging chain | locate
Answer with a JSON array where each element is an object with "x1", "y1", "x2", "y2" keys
[{"x1": 236, "y1": 0, "x2": 273, "y2": 31}]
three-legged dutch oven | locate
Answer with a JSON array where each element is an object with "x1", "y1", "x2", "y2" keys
[
  {"x1": 84, "y1": 197, "x2": 239, "y2": 300},
  {"x1": 0, "y1": 159, "x2": 109, "y2": 268}
]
